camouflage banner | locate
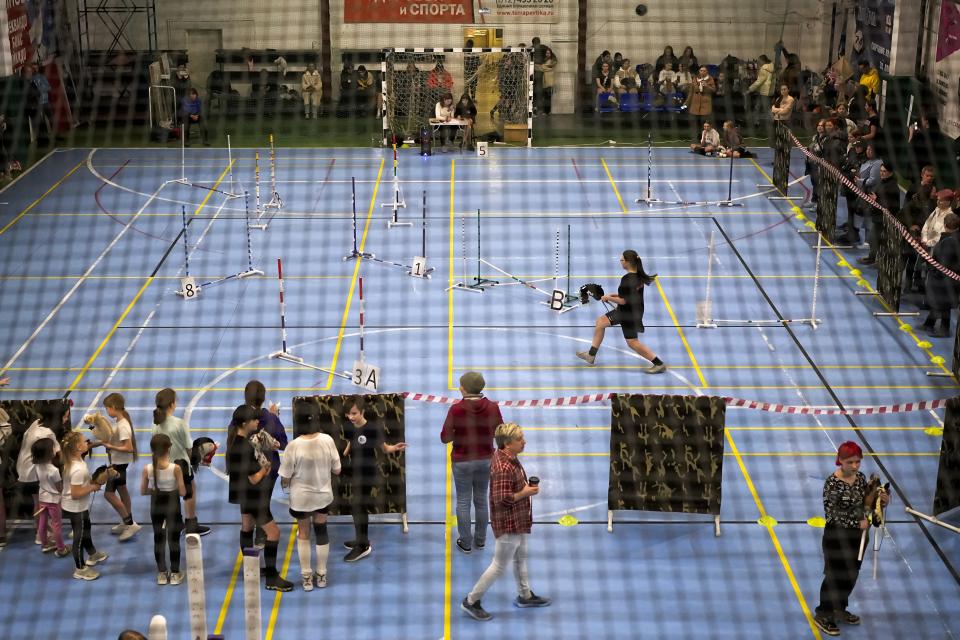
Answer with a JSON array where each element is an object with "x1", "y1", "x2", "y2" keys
[
  {"x1": 876, "y1": 213, "x2": 904, "y2": 312},
  {"x1": 608, "y1": 394, "x2": 725, "y2": 515},
  {"x1": 934, "y1": 397, "x2": 960, "y2": 515},
  {"x1": 291, "y1": 394, "x2": 406, "y2": 516},
  {"x1": 772, "y1": 122, "x2": 791, "y2": 194},
  {"x1": 816, "y1": 170, "x2": 839, "y2": 241}
]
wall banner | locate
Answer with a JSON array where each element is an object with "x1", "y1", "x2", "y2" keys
[
  {"x1": 345, "y1": 0, "x2": 474, "y2": 24},
  {"x1": 852, "y1": 0, "x2": 895, "y2": 72}
]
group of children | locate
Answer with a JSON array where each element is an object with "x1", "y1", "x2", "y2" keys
[{"x1": 11, "y1": 383, "x2": 407, "y2": 593}]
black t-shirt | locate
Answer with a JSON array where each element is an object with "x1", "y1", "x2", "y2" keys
[
  {"x1": 617, "y1": 272, "x2": 646, "y2": 320},
  {"x1": 454, "y1": 102, "x2": 477, "y2": 120},
  {"x1": 346, "y1": 422, "x2": 383, "y2": 477},
  {"x1": 227, "y1": 436, "x2": 261, "y2": 505}
]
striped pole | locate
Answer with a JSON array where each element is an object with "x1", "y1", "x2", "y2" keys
[
  {"x1": 352, "y1": 176, "x2": 358, "y2": 254},
  {"x1": 358, "y1": 276, "x2": 365, "y2": 363},
  {"x1": 276, "y1": 258, "x2": 290, "y2": 354},
  {"x1": 243, "y1": 191, "x2": 254, "y2": 271},
  {"x1": 269, "y1": 133, "x2": 277, "y2": 197},
  {"x1": 255, "y1": 152, "x2": 262, "y2": 222},
  {"x1": 181, "y1": 205, "x2": 189, "y2": 277}
]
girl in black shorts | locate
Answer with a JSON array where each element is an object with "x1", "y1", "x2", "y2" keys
[
  {"x1": 577, "y1": 250, "x2": 667, "y2": 373},
  {"x1": 226, "y1": 405, "x2": 293, "y2": 592}
]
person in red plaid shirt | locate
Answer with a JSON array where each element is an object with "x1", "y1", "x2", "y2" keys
[{"x1": 461, "y1": 423, "x2": 550, "y2": 621}]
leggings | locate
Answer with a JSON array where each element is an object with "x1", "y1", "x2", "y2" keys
[
  {"x1": 151, "y1": 491, "x2": 183, "y2": 573},
  {"x1": 63, "y1": 509, "x2": 96, "y2": 569}
]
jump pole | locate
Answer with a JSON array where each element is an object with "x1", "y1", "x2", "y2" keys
[
  {"x1": 696, "y1": 231, "x2": 718, "y2": 328},
  {"x1": 718, "y1": 151, "x2": 743, "y2": 208},
  {"x1": 635, "y1": 133, "x2": 684, "y2": 206},
  {"x1": 383, "y1": 135, "x2": 410, "y2": 228},
  {"x1": 539, "y1": 225, "x2": 578, "y2": 311},
  {"x1": 269, "y1": 258, "x2": 352, "y2": 380},
  {"x1": 167, "y1": 132, "x2": 239, "y2": 198},
  {"x1": 407, "y1": 190, "x2": 435, "y2": 278},
  {"x1": 448, "y1": 209, "x2": 498, "y2": 292},
  {"x1": 249, "y1": 152, "x2": 268, "y2": 231},
  {"x1": 344, "y1": 177, "x2": 376, "y2": 262},
  {"x1": 262, "y1": 133, "x2": 283, "y2": 213}
]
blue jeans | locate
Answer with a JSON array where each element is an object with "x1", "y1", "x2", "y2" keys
[{"x1": 452, "y1": 459, "x2": 490, "y2": 548}]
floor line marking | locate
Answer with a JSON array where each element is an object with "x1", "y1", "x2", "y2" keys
[
  {"x1": 0, "y1": 147, "x2": 57, "y2": 195},
  {"x1": 324, "y1": 158, "x2": 385, "y2": 389},
  {"x1": 444, "y1": 156, "x2": 456, "y2": 640},
  {"x1": 655, "y1": 279, "x2": 708, "y2": 387},
  {"x1": 213, "y1": 553, "x2": 243, "y2": 635},
  {"x1": 0, "y1": 160, "x2": 83, "y2": 237},
  {"x1": 724, "y1": 429, "x2": 822, "y2": 639},
  {"x1": 600, "y1": 158, "x2": 628, "y2": 212},
  {"x1": 264, "y1": 524, "x2": 299, "y2": 640}
]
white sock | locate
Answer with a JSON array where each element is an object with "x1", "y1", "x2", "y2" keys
[
  {"x1": 297, "y1": 538, "x2": 312, "y2": 577},
  {"x1": 315, "y1": 543, "x2": 329, "y2": 574}
]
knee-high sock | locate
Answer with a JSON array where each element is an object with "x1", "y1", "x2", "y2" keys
[
  {"x1": 313, "y1": 522, "x2": 330, "y2": 573},
  {"x1": 264, "y1": 540, "x2": 279, "y2": 577},
  {"x1": 240, "y1": 529, "x2": 254, "y2": 551},
  {"x1": 297, "y1": 538, "x2": 312, "y2": 577}
]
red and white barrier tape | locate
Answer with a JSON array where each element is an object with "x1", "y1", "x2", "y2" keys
[
  {"x1": 783, "y1": 126, "x2": 960, "y2": 282},
  {"x1": 402, "y1": 391, "x2": 951, "y2": 415}
]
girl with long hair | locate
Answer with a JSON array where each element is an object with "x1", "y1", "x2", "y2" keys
[
  {"x1": 152, "y1": 388, "x2": 208, "y2": 536},
  {"x1": 140, "y1": 433, "x2": 186, "y2": 585},
  {"x1": 102, "y1": 393, "x2": 140, "y2": 540},
  {"x1": 577, "y1": 250, "x2": 667, "y2": 373},
  {"x1": 61, "y1": 431, "x2": 108, "y2": 580},
  {"x1": 31, "y1": 438, "x2": 69, "y2": 556}
]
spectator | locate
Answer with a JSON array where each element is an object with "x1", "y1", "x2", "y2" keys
[
  {"x1": 427, "y1": 61, "x2": 454, "y2": 117},
  {"x1": 920, "y1": 213, "x2": 960, "y2": 336},
  {"x1": 854, "y1": 143, "x2": 883, "y2": 262},
  {"x1": 678, "y1": 46, "x2": 699, "y2": 74},
  {"x1": 657, "y1": 63, "x2": 678, "y2": 92},
  {"x1": 464, "y1": 40, "x2": 480, "y2": 99},
  {"x1": 770, "y1": 83, "x2": 795, "y2": 125},
  {"x1": 339, "y1": 63, "x2": 355, "y2": 111},
  {"x1": 441, "y1": 372, "x2": 503, "y2": 554},
  {"x1": 244, "y1": 51, "x2": 256, "y2": 72},
  {"x1": 686, "y1": 66, "x2": 716, "y2": 131},
  {"x1": 853, "y1": 100, "x2": 882, "y2": 154},
  {"x1": 454, "y1": 94, "x2": 477, "y2": 150},
  {"x1": 179, "y1": 88, "x2": 209, "y2": 147},
  {"x1": 355, "y1": 65, "x2": 377, "y2": 116},
  {"x1": 24, "y1": 63, "x2": 53, "y2": 143},
  {"x1": 612, "y1": 52, "x2": 624, "y2": 73},
  {"x1": 719, "y1": 121, "x2": 746, "y2": 158},
  {"x1": 537, "y1": 48, "x2": 557, "y2": 115},
  {"x1": 593, "y1": 51, "x2": 613, "y2": 79},
  {"x1": 657, "y1": 77, "x2": 683, "y2": 109},
  {"x1": 16, "y1": 403, "x2": 63, "y2": 542},
  {"x1": 301, "y1": 63, "x2": 322, "y2": 119},
  {"x1": 690, "y1": 121, "x2": 721, "y2": 155},
  {"x1": 907, "y1": 115, "x2": 938, "y2": 181},
  {"x1": 779, "y1": 46, "x2": 803, "y2": 98},
  {"x1": 595, "y1": 61, "x2": 616, "y2": 101},
  {"x1": 903, "y1": 179, "x2": 937, "y2": 292},
  {"x1": 857, "y1": 60, "x2": 880, "y2": 104},
  {"x1": 748, "y1": 54, "x2": 776, "y2": 128},
  {"x1": 614, "y1": 59, "x2": 640, "y2": 97},
  {"x1": 654, "y1": 46, "x2": 679, "y2": 75},
  {"x1": 833, "y1": 103, "x2": 859, "y2": 140},
  {"x1": 859, "y1": 159, "x2": 901, "y2": 266},
  {"x1": 0, "y1": 114, "x2": 12, "y2": 182},
  {"x1": 532, "y1": 37, "x2": 547, "y2": 114},
  {"x1": 840, "y1": 140, "x2": 867, "y2": 245},
  {"x1": 847, "y1": 84, "x2": 869, "y2": 121},
  {"x1": 922, "y1": 189, "x2": 955, "y2": 250},
  {"x1": 804, "y1": 119, "x2": 829, "y2": 210},
  {"x1": 434, "y1": 92, "x2": 456, "y2": 152}
]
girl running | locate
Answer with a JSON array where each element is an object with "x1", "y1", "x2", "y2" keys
[
  {"x1": 61, "y1": 431, "x2": 108, "y2": 580},
  {"x1": 102, "y1": 393, "x2": 140, "y2": 541}
]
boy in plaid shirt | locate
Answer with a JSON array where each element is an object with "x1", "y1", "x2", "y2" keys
[{"x1": 460, "y1": 423, "x2": 550, "y2": 621}]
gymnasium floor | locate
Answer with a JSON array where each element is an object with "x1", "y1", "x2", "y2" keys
[{"x1": 0, "y1": 143, "x2": 958, "y2": 639}]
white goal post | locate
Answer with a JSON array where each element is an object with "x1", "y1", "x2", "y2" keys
[{"x1": 381, "y1": 47, "x2": 534, "y2": 147}]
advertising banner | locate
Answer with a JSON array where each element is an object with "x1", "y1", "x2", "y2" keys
[{"x1": 345, "y1": 0, "x2": 474, "y2": 23}]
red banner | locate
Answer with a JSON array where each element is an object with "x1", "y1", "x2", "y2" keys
[
  {"x1": 7, "y1": 0, "x2": 33, "y2": 73},
  {"x1": 345, "y1": 0, "x2": 473, "y2": 23}
]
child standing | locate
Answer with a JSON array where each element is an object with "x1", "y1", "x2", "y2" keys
[
  {"x1": 31, "y1": 438, "x2": 69, "y2": 557},
  {"x1": 278, "y1": 403, "x2": 340, "y2": 591},
  {"x1": 61, "y1": 431, "x2": 108, "y2": 580},
  {"x1": 102, "y1": 393, "x2": 141, "y2": 541},
  {"x1": 226, "y1": 405, "x2": 293, "y2": 592},
  {"x1": 141, "y1": 433, "x2": 186, "y2": 585},
  {"x1": 152, "y1": 388, "x2": 209, "y2": 536}
]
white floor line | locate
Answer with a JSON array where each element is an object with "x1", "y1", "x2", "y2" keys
[
  {"x1": 0, "y1": 147, "x2": 57, "y2": 195},
  {"x1": 0, "y1": 162, "x2": 170, "y2": 377}
]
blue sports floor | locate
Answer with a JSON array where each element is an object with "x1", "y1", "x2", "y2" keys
[{"x1": 0, "y1": 143, "x2": 958, "y2": 639}]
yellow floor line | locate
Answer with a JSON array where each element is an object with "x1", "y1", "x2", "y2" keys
[
  {"x1": 323, "y1": 158, "x2": 385, "y2": 389},
  {"x1": 213, "y1": 552, "x2": 243, "y2": 635},
  {"x1": 655, "y1": 278, "x2": 708, "y2": 387},
  {"x1": 600, "y1": 158, "x2": 628, "y2": 213},
  {"x1": 0, "y1": 161, "x2": 84, "y2": 236},
  {"x1": 448, "y1": 158, "x2": 457, "y2": 392},
  {"x1": 264, "y1": 524, "x2": 299, "y2": 640},
  {"x1": 443, "y1": 157, "x2": 457, "y2": 640},
  {"x1": 724, "y1": 430, "x2": 822, "y2": 639}
]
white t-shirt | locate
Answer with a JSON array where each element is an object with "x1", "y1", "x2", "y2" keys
[
  {"x1": 110, "y1": 417, "x2": 135, "y2": 465},
  {"x1": 144, "y1": 463, "x2": 178, "y2": 492},
  {"x1": 277, "y1": 433, "x2": 341, "y2": 512},
  {"x1": 16, "y1": 421, "x2": 61, "y2": 482},
  {"x1": 36, "y1": 463, "x2": 61, "y2": 504},
  {"x1": 61, "y1": 461, "x2": 93, "y2": 513}
]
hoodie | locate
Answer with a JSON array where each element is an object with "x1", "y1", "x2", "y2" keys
[{"x1": 440, "y1": 396, "x2": 503, "y2": 462}]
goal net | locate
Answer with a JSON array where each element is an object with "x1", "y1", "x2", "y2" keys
[{"x1": 382, "y1": 48, "x2": 533, "y2": 146}]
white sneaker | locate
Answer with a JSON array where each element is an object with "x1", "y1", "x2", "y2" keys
[
  {"x1": 169, "y1": 571, "x2": 184, "y2": 585},
  {"x1": 34, "y1": 535, "x2": 41, "y2": 545},
  {"x1": 314, "y1": 572, "x2": 327, "y2": 589},
  {"x1": 110, "y1": 523, "x2": 126, "y2": 535},
  {"x1": 157, "y1": 571, "x2": 169, "y2": 585},
  {"x1": 118, "y1": 523, "x2": 141, "y2": 541},
  {"x1": 73, "y1": 566, "x2": 100, "y2": 581},
  {"x1": 576, "y1": 351, "x2": 596, "y2": 365},
  {"x1": 42, "y1": 544, "x2": 57, "y2": 553},
  {"x1": 86, "y1": 551, "x2": 109, "y2": 566},
  {"x1": 301, "y1": 574, "x2": 314, "y2": 592}
]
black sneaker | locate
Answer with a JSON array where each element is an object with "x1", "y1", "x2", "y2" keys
[
  {"x1": 474, "y1": 540, "x2": 485, "y2": 550},
  {"x1": 265, "y1": 575, "x2": 293, "y2": 592},
  {"x1": 515, "y1": 592, "x2": 551, "y2": 608},
  {"x1": 813, "y1": 614, "x2": 840, "y2": 636},
  {"x1": 186, "y1": 523, "x2": 212, "y2": 537},
  {"x1": 456, "y1": 539, "x2": 472, "y2": 554},
  {"x1": 344, "y1": 545, "x2": 372, "y2": 562},
  {"x1": 343, "y1": 540, "x2": 356, "y2": 550},
  {"x1": 461, "y1": 598, "x2": 492, "y2": 621},
  {"x1": 837, "y1": 610, "x2": 860, "y2": 625}
]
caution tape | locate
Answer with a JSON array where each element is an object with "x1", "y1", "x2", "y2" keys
[
  {"x1": 402, "y1": 391, "x2": 952, "y2": 415},
  {"x1": 783, "y1": 126, "x2": 960, "y2": 282}
]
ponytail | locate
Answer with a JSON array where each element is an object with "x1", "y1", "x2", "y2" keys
[
  {"x1": 104, "y1": 392, "x2": 137, "y2": 460},
  {"x1": 228, "y1": 404, "x2": 259, "y2": 446},
  {"x1": 149, "y1": 433, "x2": 172, "y2": 495},
  {"x1": 622, "y1": 249, "x2": 656, "y2": 285},
  {"x1": 153, "y1": 388, "x2": 177, "y2": 425},
  {"x1": 60, "y1": 430, "x2": 85, "y2": 477}
]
